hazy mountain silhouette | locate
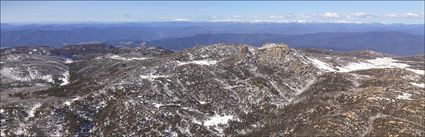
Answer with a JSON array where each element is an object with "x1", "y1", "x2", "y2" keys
[
  {"x1": 147, "y1": 31, "x2": 424, "y2": 56},
  {"x1": 1, "y1": 22, "x2": 423, "y2": 48}
]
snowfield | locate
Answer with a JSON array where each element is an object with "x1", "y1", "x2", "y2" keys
[
  {"x1": 308, "y1": 58, "x2": 336, "y2": 72},
  {"x1": 309, "y1": 57, "x2": 424, "y2": 75},
  {"x1": 337, "y1": 57, "x2": 410, "y2": 72}
]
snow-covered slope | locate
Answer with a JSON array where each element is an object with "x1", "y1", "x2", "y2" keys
[
  {"x1": 307, "y1": 56, "x2": 424, "y2": 75},
  {"x1": 1, "y1": 44, "x2": 424, "y2": 137}
]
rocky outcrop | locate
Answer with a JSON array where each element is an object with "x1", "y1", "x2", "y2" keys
[{"x1": 258, "y1": 43, "x2": 289, "y2": 60}]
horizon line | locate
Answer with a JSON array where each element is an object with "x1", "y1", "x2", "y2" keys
[{"x1": 2, "y1": 20, "x2": 424, "y2": 25}]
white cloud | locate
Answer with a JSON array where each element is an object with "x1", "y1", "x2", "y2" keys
[
  {"x1": 384, "y1": 12, "x2": 422, "y2": 18},
  {"x1": 404, "y1": 12, "x2": 419, "y2": 17},
  {"x1": 385, "y1": 13, "x2": 398, "y2": 17},
  {"x1": 346, "y1": 12, "x2": 377, "y2": 19},
  {"x1": 353, "y1": 12, "x2": 367, "y2": 17},
  {"x1": 174, "y1": 18, "x2": 191, "y2": 22},
  {"x1": 322, "y1": 12, "x2": 340, "y2": 18},
  {"x1": 269, "y1": 15, "x2": 278, "y2": 19},
  {"x1": 154, "y1": 12, "x2": 424, "y2": 24}
]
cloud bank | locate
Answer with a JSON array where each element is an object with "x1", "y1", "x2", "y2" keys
[{"x1": 161, "y1": 12, "x2": 424, "y2": 24}]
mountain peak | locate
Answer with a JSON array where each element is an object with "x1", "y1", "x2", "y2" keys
[
  {"x1": 258, "y1": 43, "x2": 290, "y2": 60},
  {"x1": 259, "y1": 43, "x2": 289, "y2": 50}
]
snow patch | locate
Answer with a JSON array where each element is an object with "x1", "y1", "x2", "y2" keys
[
  {"x1": 60, "y1": 71, "x2": 70, "y2": 86},
  {"x1": 372, "y1": 96, "x2": 394, "y2": 102},
  {"x1": 198, "y1": 101, "x2": 207, "y2": 104},
  {"x1": 307, "y1": 57, "x2": 423, "y2": 74},
  {"x1": 110, "y1": 55, "x2": 126, "y2": 60},
  {"x1": 396, "y1": 93, "x2": 413, "y2": 100},
  {"x1": 152, "y1": 103, "x2": 163, "y2": 109},
  {"x1": 334, "y1": 57, "x2": 424, "y2": 74},
  {"x1": 337, "y1": 57, "x2": 410, "y2": 72},
  {"x1": 410, "y1": 82, "x2": 425, "y2": 88},
  {"x1": 259, "y1": 43, "x2": 287, "y2": 50},
  {"x1": 177, "y1": 60, "x2": 218, "y2": 66},
  {"x1": 406, "y1": 68, "x2": 424, "y2": 75},
  {"x1": 14, "y1": 124, "x2": 26, "y2": 135},
  {"x1": 140, "y1": 74, "x2": 169, "y2": 80},
  {"x1": 110, "y1": 55, "x2": 147, "y2": 61},
  {"x1": 204, "y1": 115, "x2": 234, "y2": 126},
  {"x1": 0, "y1": 67, "x2": 54, "y2": 82},
  {"x1": 28, "y1": 103, "x2": 42, "y2": 118},
  {"x1": 65, "y1": 59, "x2": 74, "y2": 64},
  {"x1": 64, "y1": 97, "x2": 81, "y2": 106},
  {"x1": 308, "y1": 58, "x2": 336, "y2": 72},
  {"x1": 127, "y1": 57, "x2": 148, "y2": 60}
]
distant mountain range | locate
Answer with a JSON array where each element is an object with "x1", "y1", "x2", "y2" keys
[
  {"x1": 147, "y1": 31, "x2": 424, "y2": 56},
  {"x1": 1, "y1": 22, "x2": 424, "y2": 56}
]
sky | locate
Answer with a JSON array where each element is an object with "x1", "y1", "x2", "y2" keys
[{"x1": 1, "y1": 1, "x2": 424, "y2": 24}]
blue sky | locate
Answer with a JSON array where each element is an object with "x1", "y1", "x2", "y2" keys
[{"x1": 1, "y1": 1, "x2": 424, "y2": 24}]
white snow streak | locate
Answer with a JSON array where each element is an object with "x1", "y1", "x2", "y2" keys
[
  {"x1": 308, "y1": 58, "x2": 336, "y2": 72},
  {"x1": 198, "y1": 101, "x2": 207, "y2": 104},
  {"x1": 406, "y1": 68, "x2": 425, "y2": 75},
  {"x1": 204, "y1": 115, "x2": 234, "y2": 126},
  {"x1": 410, "y1": 82, "x2": 425, "y2": 88},
  {"x1": 177, "y1": 60, "x2": 218, "y2": 66},
  {"x1": 127, "y1": 57, "x2": 148, "y2": 60},
  {"x1": 140, "y1": 74, "x2": 169, "y2": 80},
  {"x1": 65, "y1": 59, "x2": 74, "y2": 64},
  {"x1": 152, "y1": 103, "x2": 163, "y2": 109},
  {"x1": 28, "y1": 103, "x2": 42, "y2": 118},
  {"x1": 110, "y1": 55, "x2": 147, "y2": 61},
  {"x1": 64, "y1": 97, "x2": 81, "y2": 106}
]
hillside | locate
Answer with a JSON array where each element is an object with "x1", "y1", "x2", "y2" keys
[{"x1": 1, "y1": 43, "x2": 424, "y2": 136}]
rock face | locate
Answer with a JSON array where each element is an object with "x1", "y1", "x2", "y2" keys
[
  {"x1": 0, "y1": 43, "x2": 424, "y2": 136},
  {"x1": 259, "y1": 43, "x2": 289, "y2": 59}
]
